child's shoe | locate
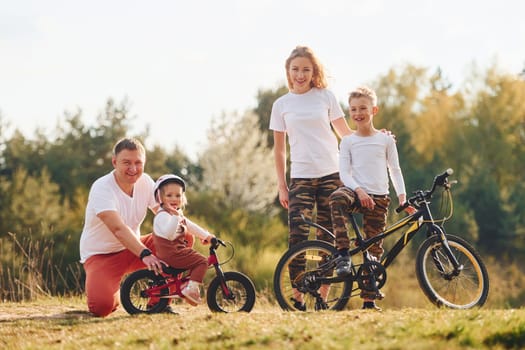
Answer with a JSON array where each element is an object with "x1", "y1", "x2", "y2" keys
[
  {"x1": 362, "y1": 301, "x2": 382, "y2": 311},
  {"x1": 181, "y1": 281, "x2": 202, "y2": 306}
]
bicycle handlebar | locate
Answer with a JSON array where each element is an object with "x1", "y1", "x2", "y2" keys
[
  {"x1": 395, "y1": 168, "x2": 454, "y2": 213},
  {"x1": 210, "y1": 237, "x2": 226, "y2": 249}
]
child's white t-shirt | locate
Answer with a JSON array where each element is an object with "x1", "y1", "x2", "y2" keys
[
  {"x1": 79, "y1": 171, "x2": 156, "y2": 263},
  {"x1": 269, "y1": 88, "x2": 345, "y2": 178},
  {"x1": 153, "y1": 210, "x2": 210, "y2": 241},
  {"x1": 339, "y1": 132, "x2": 406, "y2": 197}
]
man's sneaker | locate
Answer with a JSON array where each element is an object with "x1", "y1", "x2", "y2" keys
[
  {"x1": 335, "y1": 255, "x2": 352, "y2": 276},
  {"x1": 181, "y1": 282, "x2": 202, "y2": 306},
  {"x1": 362, "y1": 301, "x2": 382, "y2": 311}
]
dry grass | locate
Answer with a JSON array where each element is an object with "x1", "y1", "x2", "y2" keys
[{"x1": 1, "y1": 295, "x2": 525, "y2": 350}]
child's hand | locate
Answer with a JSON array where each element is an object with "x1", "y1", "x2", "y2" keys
[
  {"x1": 356, "y1": 188, "x2": 375, "y2": 210},
  {"x1": 201, "y1": 234, "x2": 216, "y2": 245},
  {"x1": 163, "y1": 203, "x2": 182, "y2": 216},
  {"x1": 183, "y1": 232, "x2": 195, "y2": 248}
]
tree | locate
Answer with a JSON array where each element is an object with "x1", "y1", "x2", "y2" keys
[
  {"x1": 3, "y1": 167, "x2": 64, "y2": 237},
  {"x1": 459, "y1": 65, "x2": 525, "y2": 254},
  {"x1": 253, "y1": 84, "x2": 288, "y2": 148},
  {"x1": 198, "y1": 110, "x2": 277, "y2": 213}
]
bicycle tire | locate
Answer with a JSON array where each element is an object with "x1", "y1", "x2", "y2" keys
[
  {"x1": 206, "y1": 271, "x2": 256, "y2": 313},
  {"x1": 273, "y1": 240, "x2": 352, "y2": 311},
  {"x1": 416, "y1": 234, "x2": 489, "y2": 309},
  {"x1": 120, "y1": 269, "x2": 170, "y2": 315}
]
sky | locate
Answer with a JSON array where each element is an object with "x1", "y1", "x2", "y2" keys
[{"x1": 1, "y1": 0, "x2": 524, "y2": 160}]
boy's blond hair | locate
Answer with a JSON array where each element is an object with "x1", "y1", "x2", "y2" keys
[{"x1": 348, "y1": 86, "x2": 378, "y2": 107}]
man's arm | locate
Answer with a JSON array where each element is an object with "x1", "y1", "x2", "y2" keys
[{"x1": 97, "y1": 210, "x2": 164, "y2": 271}]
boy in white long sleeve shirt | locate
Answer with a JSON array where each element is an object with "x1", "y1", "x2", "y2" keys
[
  {"x1": 329, "y1": 86, "x2": 414, "y2": 310},
  {"x1": 152, "y1": 174, "x2": 214, "y2": 306}
]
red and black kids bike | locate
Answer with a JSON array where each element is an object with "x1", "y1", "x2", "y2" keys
[{"x1": 120, "y1": 237, "x2": 256, "y2": 314}]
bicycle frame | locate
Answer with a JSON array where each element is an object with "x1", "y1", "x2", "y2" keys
[
  {"x1": 274, "y1": 169, "x2": 489, "y2": 311},
  {"x1": 143, "y1": 239, "x2": 234, "y2": 300},
  {"x1": 302, "y1": 190, "x2": 462, "y2": 275}
]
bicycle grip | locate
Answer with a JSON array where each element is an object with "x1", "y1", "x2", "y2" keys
[
  {"x1": 435, "y1": 168, "x2": 453, "y2": 187},
  {"x1": 395, "y1": 202, "x2": 409, "y2": 213}
]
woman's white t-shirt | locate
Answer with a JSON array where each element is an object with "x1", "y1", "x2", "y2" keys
[
  {"x1": 79, "y1": 171, "x2": 156, "y2": 263},
  {"x1": 269, "y1": 88, "x2": 344, "y2": 179}
]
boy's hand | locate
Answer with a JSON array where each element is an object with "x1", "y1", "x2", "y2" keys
[{"x1": 356, "y1": 188, "x2": 375, "y2": 210}]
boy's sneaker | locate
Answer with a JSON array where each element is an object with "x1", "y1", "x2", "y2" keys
[
  {"x1": 181, "y1": 282, "x2": 202, "y2": 306},
  {"x1": 335, "y1": 255, "x2": 352, "y2": 276},
  {"x1": 362, "y1": 301, "x2": 382, "y2": 311}
]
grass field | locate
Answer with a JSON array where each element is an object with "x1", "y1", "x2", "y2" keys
[{"x1": 1, "y1": 296, "x2": 524, "y2": 350}]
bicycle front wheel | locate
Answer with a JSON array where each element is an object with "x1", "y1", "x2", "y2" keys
[
  {"x1": 273, "y1": 240, "x2": 352, "y2": 311},
  {"x1": 120, "y1": 269, "x2": 170, "y2": 315},
  {"x1": 207, "y1": 271, "x2": 256, "y2": 313},
  {"x1": 416, "y1": 234, "x2": 489, "y2": 309}
]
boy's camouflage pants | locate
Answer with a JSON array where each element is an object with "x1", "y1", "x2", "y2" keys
[{"x1": 329, "y1": 186, "x2": 390, "y2": 299}]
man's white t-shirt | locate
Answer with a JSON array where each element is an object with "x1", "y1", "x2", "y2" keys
[
  {"x1": 339, "y1": 132, "x2": 406, "y2": 197},
  {"x1": 79, "y1": 171, "x2": 156, "y2": 263},
  {"x1": 269, "y1": 88, "x2": 345, "y2": 178}
]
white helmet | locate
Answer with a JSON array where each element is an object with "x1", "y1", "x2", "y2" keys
[{"x1": 153, "y1": 174, "x2": 186, "y2": 203}]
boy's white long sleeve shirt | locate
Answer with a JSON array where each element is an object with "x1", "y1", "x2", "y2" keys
[{"x1": 339, "y1": 132, "x2": 406, "y2": 197}]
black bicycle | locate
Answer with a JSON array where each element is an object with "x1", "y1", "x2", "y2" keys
[
  {"x1": 273, "y1": 169, "x2": 489, "y2": 311},
  {"x1": 121, "y1": 238, "x2": 256, "y2": 314}
]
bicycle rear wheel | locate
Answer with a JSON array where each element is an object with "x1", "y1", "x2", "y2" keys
[
  {"x1": 416, "y1": 234, "x2": 489, "y2": 309},
  {"x1": 273, "y1": 240, "x2": 352, "y2": 311},
  {"x1": 120, "y1": 269, "x2": 170, "y2": 314},
  {"x1": 207, "y1": 271, "x2": 256, "y2": 313}
]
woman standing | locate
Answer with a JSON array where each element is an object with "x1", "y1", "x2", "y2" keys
[{"x1": 269, "y1": 46, "x2": 353, "y2": 309}]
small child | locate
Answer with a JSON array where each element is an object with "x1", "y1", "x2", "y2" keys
[
  {"x1": 329, "y1": 86, "x2": 414, "y2": 311},
  {"x1": 152, "y1": 174, "x2": 215, "y2": 306}
]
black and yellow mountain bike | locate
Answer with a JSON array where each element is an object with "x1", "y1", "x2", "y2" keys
[{"x1": 273, "y1": 169, "x2": 489, "y2": 311}]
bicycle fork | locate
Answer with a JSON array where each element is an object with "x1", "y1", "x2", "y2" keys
[
  {"x1": 428, "y1": 224, "x2": 464, "y2": 277},
  {"x1": 208, "y1": 254, "x2": 236, "y2": 301}
]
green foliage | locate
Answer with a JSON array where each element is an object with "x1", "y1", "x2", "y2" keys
[
  {"x1": 1, "y1": 62, "x2": 525, "y2": 301},
  {"x1": 253, "y1": 84, "x2": 288, "y2": 148},
  {"x1": 2, "y1": 167, "x2": 62, "y2": 236}
]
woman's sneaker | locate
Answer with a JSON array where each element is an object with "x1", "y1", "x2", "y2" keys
[{"x1": 181, "y1": 282, "x2": 202, "y2": 306}]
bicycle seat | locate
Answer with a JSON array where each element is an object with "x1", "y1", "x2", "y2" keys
[{"x1": 161, "y1": 265, "x2": 187, "y2": 276}]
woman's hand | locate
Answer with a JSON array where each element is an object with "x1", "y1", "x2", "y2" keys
[{"x1": 278, "y1": 185, "x2": 289, "y2": 209}]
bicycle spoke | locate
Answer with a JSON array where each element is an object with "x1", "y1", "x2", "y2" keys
[{"x1": 416, "y1": 235, "x2": 489, "y2": 309}]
